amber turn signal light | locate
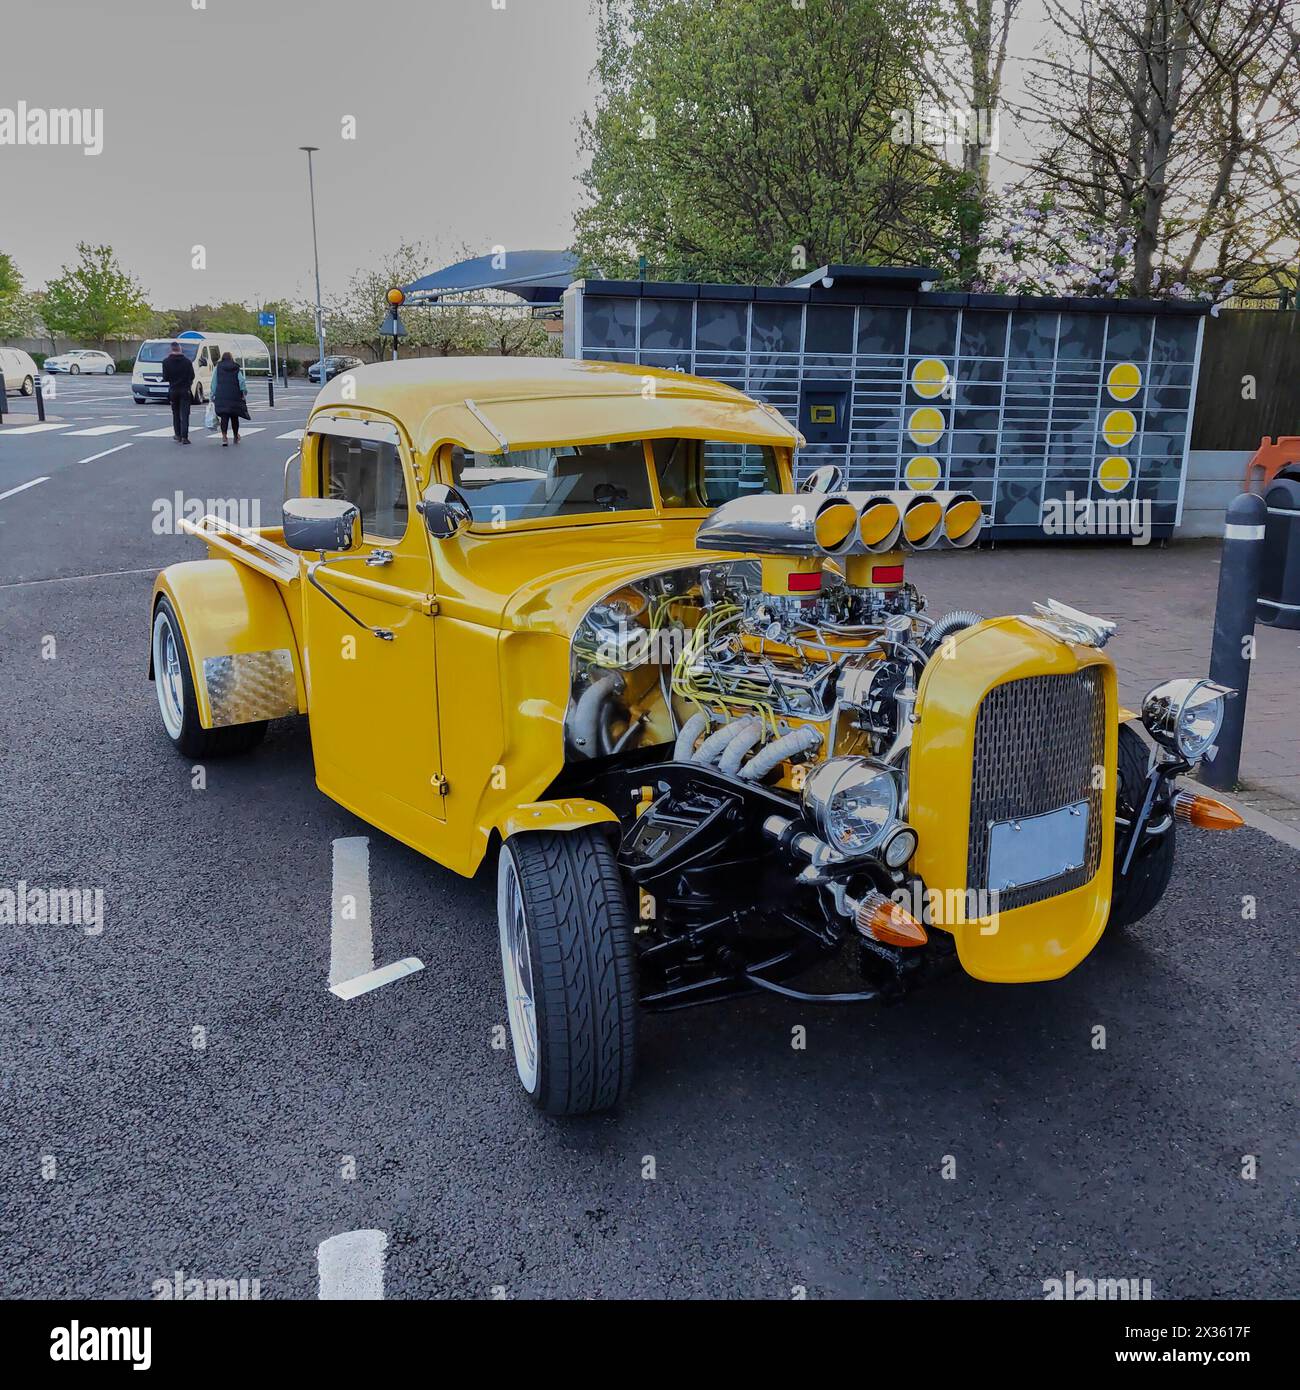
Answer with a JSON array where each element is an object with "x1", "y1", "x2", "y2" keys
[
  {"x1": 854, "y1": 891, "x2": 928, "y2": 948},
  {"x1": 1172, "y1": 790, "x2": 1244, "y2": 830}
]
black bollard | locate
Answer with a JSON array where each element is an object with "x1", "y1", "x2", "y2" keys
[
  {"x1": 1198, "y1": 491, "x2": 1267, "y2": 791},
  {"x1": 268, "y1": 375, "x2": 275, "y2": 408},
  {"x1": 35, "y1": 375, "x2": 46, "y2": 422},
  {"x1": 0, "y1": 369, "x2": 7, "y2": 424}
]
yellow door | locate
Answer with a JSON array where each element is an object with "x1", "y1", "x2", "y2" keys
[{"x1": 302, "y1": 417, "x2": 446, "y2": 831}]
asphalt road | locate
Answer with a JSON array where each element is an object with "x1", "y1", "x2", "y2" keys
[{"x1": 1, "y1": 376, "x2": 1295, "y2": 1299}]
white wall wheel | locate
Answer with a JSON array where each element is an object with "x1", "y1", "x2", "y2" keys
[{"x1": 496, "y1": 828, "x2": 637, "y2": 1116}]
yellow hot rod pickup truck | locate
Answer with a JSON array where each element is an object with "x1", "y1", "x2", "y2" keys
[{"x1": 148, "y1": 358, "x2": 1242, "y2": 1114}]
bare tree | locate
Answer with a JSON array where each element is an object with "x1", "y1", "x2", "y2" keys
[
  {"x1": 917, "y1": 0, "x2": 1022, "y2": 284},
  {"x1": 1016, "y1": 0, "x2": 1300, "y2": 297}
]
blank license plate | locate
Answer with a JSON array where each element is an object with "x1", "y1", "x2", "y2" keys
[{"x1": 987, "y1": 800, "x2": 1089, "y2": 892}]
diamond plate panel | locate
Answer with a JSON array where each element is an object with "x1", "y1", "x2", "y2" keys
[
  {"x1": 967, "y1": 668, "x2": 1106, "y2": 910},
  {"x1": 202, "y1": 650, "x2": 297, "y2": 727}
]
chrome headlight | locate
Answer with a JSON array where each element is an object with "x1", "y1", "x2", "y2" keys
[
  {"x1": 1141, "y1": 678, "x2": 1233, "y2": 760},
  {"x1": 801, "y1": 756, "x2": 899, "y2": 855}
]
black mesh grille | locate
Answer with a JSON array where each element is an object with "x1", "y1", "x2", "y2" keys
[{"x1": 967, "y1": 668, "x2": 1107, "y2": 910}]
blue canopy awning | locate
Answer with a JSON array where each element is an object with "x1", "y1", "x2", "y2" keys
[{"x1": 402, "y1": 250, "x2": 579, "y2": 306}]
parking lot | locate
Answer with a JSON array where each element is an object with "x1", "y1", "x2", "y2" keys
[{"x1": 1, "y1": 375, "x2": 1295, "y2": 1299}]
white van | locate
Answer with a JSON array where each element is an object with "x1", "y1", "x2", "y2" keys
[
  {"x1": 131, "y1": 331, "x2": 271, "y2": 404},
  {"x1": 0, "y1": 346, "x2": 40, "y2": 397}
]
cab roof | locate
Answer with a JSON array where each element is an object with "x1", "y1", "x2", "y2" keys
[{"x1": 310, "y1": 355, "x2": 804, "y2": 456}]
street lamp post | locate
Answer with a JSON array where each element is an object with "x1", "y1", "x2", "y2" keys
[{"x1": 299, "y1": 145, "x2": 327, "y2": 385}]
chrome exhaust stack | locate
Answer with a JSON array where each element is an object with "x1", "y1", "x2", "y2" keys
[
  {"x1": 940, "y1": 491, "x2": 985, "y2": 548},
  {"x1": 838, "y1": 492, "x2": 903, "y2": 554},
  {"x1": 889, "y1": 490, "x2": 945, "y2": 550},
  {"x1": 696, "y1": 492, "x2": 857, "y2": 557},
  {"x1": 695, "y1": 490, "x2": 984, "y2": 557}
]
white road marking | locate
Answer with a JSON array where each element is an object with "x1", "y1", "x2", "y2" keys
[
  {"x1": 135, "y1": 427, "x2": 182, "y2": 437},
  {"x1": 330, "y1": 958, "x2": 425, "y2": 1000},
  {"x1": 79, "y1": 442, "x2": 135, "y2": 464},
  {"x1": 65, "y1": 424, "x2": 136, "y2": 437},
  {"x1": 278, "y1": 429, "x2": 305, "y2": 440},
  {"x1": 318, "y1": 1230, "x2": 387, "y2": 1300},
  {"x1": 0, "y1": 422, "x2": 69, "y2": 435},
  {"x1": 0, "y1": 476, "x2": 48, "y2": 502},
  {"x1": 329, "y1": 837, "x2": 374, "y2": 987},
  {"x1": 0, "y1": 565, "x2": 160, "y2": 589},
  {"x1": 328, "y1": 836, "x2": 424, "y2": 997}
]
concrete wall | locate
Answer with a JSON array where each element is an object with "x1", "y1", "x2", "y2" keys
[{"x1": 1178, "y1": 450, "x2": 1253, "y2": 537}]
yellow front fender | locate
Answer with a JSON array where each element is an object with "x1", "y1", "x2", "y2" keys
[
  {"x1": 151, "y1": 560, "x2": 305, "y2": 728},
  {"x1": 498, "y1": 798, "x2": 620, "y2": 841}
]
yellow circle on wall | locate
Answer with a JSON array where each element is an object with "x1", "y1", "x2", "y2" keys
[
  {"x1": 908, "y1": 406, "x2": 945, "y2": 446},
  {"x1": 1102, "y1": 409, "x2": 1137, "y2": 447},
  {"x1": 1098, "y1": 456, "x2": 1132, "y2": 493},
  {"x1": 1106, "y1": 362, "x2": 1142, "y2": 401},
  {"x1": 904, "y1": 456, "x2": 942, "y2": 491},
  {"x1": 911, "y1": 358, "x2": 951, "y2": 399}
]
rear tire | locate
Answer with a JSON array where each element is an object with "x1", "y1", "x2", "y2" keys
[
  {"x1": 151, "y1": 598, "x2": 267, "y2": 759},
  {"x1": 1109, "y1": 724, "x2": 1176, "y2": 928},
  {"x1": 497, "y1": 829, "x2": 637, "y2": 1116}
]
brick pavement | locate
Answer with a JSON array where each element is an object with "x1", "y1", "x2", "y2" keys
[{"x1": 910, "y1": 538, "x2": 1300, "y2": 825}]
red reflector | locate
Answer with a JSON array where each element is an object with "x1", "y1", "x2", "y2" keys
[
  {"x1": 872, "y1": 564, "x2": 905, "y2": 584},
  {"x1": 788, "y1": 572, "x2": 822, "y2": 593}
]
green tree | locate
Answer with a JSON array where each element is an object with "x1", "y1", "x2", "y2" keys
[
  {"x1": 42, "y1": 243, "x2": 152, "y2": 347},
  {"x1": 575, "y1": 0, "x2": 961, "y2": 283},
  {"x1": 0, "y1": 251, "x2": 21, "y2": 299},
  {"x1": 0, "y1": 252, "x2": 40, "y2": 338},
  {"x1": 328, "y1": 240, "x2": 433, "y2": 360}
]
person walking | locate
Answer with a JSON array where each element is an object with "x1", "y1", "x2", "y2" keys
[
  {"x1": 211, "y1": 351, "x2": 250, "y2": 446},
  {"x1": 160, "y1": 341, "x2": 195, "y2": 444}
]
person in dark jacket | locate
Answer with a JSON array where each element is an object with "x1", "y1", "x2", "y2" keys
[
  {"x1": 210, "y1": 352, "x2": 250, "y2": 446},
  {"x1": 160, "y1": 341, "x2": 195, "y2": 444}
]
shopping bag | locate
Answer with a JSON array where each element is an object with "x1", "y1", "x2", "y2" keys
[{"x1": 204, "y1": 399, "x2": 217, "y2": 431}]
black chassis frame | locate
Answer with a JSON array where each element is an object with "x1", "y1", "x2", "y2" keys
[
  {"x1": 553, "y1": 734, "x2": 1186, "y2": 1012},
  {"x1": 555, "y1": 748, "x2": 919, "y2": 1010}
]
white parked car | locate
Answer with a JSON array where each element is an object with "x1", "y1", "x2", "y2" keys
[
  {"x1": 0, "y1": 347, "x2": 39, "y2": 396},
  {"x1": 43, "y1": 348, "x2": 117, "y2": 375}
]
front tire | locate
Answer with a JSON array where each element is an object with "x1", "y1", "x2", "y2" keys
[
  {"x1": 497, "y1": 829, "x2": 637, "y2": 1116},
  {"x1": 70, "y1": 364, "x2": 81, "y2": 375},
  {"x1": 1109, "y1": 724, "x2": 1176, "y2": 928},
  {"x1": 21, "y1": 375, "x2": 33, "y2": 396},
  {"x1": 105, "y1": 364, "x2": 115, "y2": 375},
  {"x1": 151, "y1": 598, "x2": 267, "y2": 758}
]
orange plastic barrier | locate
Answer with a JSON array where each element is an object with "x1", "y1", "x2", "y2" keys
[{"x1": 1244, "y1": 436, "x2": 1300, "y2": 490}]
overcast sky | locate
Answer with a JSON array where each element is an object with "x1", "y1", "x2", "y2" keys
[
  {"x1": 2, "y1": 0, "x2": 599, "y2": 306},
  {"x1": 2, "y1": 1, "x2": 1063, "y2": 311}
]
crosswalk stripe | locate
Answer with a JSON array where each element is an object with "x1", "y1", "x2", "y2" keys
[
  {"x1": 0, "y1": 476, "x2": 49, "y2": 502},
  {"x1": 0, "y1": 422, "x2": 69, "y2": 435},
  {"x1": 277, "y1": 429, "x2": 305, "y2": 440},
  {"x1": 135, "y1": 427, "x2": 180, "y2": 437},
  {"x1": 66, "y1": 424, "x2": 137, "y2": 437}
]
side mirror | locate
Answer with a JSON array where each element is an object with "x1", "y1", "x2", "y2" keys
[
  {"x1": 417, "y1": 484, "x2": 472, "y2": 540},
  {"x1": 800, "y1": 464, "x2": 846, "y2": 495},
  {"x1": 282, "y1": 497, "x2": 360, "y2": 552}
]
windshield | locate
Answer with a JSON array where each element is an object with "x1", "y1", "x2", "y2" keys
[
  {"x1": 652, "y1": 439, "x2": 781, "y2": 507},
  {"x1": 448, "y1": 438, "x2": 782, "y2": 525},
  {"x1": 451, "y1": 442, "x2": 655, "y2": 523},
  {"x1": 138, "y1": 342, "x2": 197, "y2": 362}
]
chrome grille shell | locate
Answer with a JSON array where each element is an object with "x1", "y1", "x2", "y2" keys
[{"x1": 967, "y1": 668, "x2": 1107, "y2": 910}]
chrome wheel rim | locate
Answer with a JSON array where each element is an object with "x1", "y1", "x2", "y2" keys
[
  {"x1": 152, "y1": 611, "x2": 185, "y2": 739},
  {"x1": 497, "y1": 850, "x2": 538, "y2": 1093}
]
